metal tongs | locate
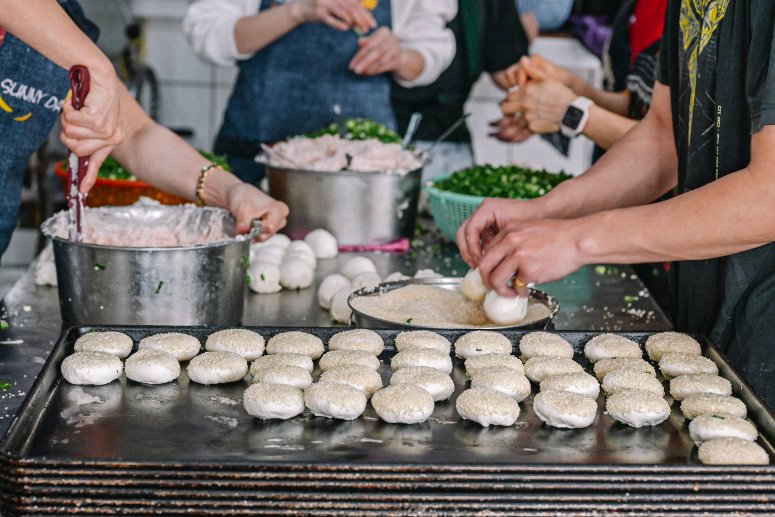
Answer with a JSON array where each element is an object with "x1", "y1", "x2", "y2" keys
[{"x1": 67, "y1": 65, "x2": 91, "y2": 242}]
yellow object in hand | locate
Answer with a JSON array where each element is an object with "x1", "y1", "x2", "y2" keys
[{"x1": 362, "y1": 0, "x2": 378, "y2": 10}]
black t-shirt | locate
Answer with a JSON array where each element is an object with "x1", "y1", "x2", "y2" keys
[
  {"x1": 657, "y1": 0, "x2": 775, "y2": 407},
  {"x1": 391, "y1": 0, "x2": 529, "y2": 142}
]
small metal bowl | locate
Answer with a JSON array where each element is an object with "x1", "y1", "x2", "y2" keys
[{"x1": 348, "y1": 277, "x2": 560, "y2": 330}]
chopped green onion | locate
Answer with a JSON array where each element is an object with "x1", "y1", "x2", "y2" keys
[{"x1": 155, "y1": 281, "x2": 164, "y2": 294}]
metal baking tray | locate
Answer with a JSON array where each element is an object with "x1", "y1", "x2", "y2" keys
[{"x1": 1, "y1": 327, "x2": 774, "y2": 516}]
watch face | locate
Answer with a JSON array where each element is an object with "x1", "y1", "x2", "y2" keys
[{"x1": 562, "y1": 105, "x2": 585, "y2": 130}]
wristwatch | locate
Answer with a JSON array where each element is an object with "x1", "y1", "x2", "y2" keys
[{"x1": 560, "y1": 96, "x2": 593, "y2": 138}]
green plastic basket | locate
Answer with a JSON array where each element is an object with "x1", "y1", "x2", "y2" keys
[{"x1": 424, "y1": 174, "x2": 488, "y2": 242}]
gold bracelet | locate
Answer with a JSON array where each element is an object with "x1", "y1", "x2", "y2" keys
[{"x1": 195, "y1": 163, "x2": 220, "y2": 206}]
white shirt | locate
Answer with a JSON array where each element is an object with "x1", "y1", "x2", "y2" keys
[{"x1": 182, "y1": 0, "x2": 457, "y2": 87}]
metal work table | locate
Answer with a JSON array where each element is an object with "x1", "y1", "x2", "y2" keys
[{"x1": 0, "y1": 235, "x2": 670, "y2": 438}]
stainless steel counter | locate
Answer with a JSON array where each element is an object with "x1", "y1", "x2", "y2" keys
[{"x1": 0, "y1": 235, "x2": 670, "y2": 437}]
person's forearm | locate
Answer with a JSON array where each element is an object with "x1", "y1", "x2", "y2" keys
[
  {"x1": 394, "y1": 49, "x2": 424, "y2": 83},
  {"x1": 566, "y1": 74, "x2": 630, "y2": 116},
  {"x1": 233, "y1": 3, "x2": 302, "y2": 55},
  {"x1": 582, "y1": 105, "x2": 638, "y2": 150}
]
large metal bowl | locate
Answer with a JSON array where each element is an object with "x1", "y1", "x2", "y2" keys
[
  {"x1": 263, "y1": 159, "x2": 424, "y2": 246},
  {"x1": 348, "y1": 277, "x2": 560, "y2": 330},
  {"x1": 41, "y1": 205, "x2": 252, "y2": 326}
]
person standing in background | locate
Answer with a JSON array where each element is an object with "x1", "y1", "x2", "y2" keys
[{"x1": 183, "y1": 0, "x2": 457, "y2": 184}]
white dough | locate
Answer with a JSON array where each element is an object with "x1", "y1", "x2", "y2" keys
[
  {"x1": 328, "y1": 329, "x2": 384, "y2": 355},
  {"x1": 205, "y1": 328, "x2": 265, "y2": 361},
  {"x1": 266, "y1": 331, "x2": 325, "y2": 359},
  {"x1": 319, "y1": 365, "x2": 383, "y2": 397},
  {"x1": 460, "y1": 268, "x2": 487, "y2": 303},
  {"x1": 669, "y1": 373, "x2": 732, "y2": 401},
  {"x1": 372, "y1": 385, "x2": 434, "y2": 424},
  {"x1": 454, "y1": 331, "x2": 512, "y2": 359},
  {"x1": 689, "y1": 414, "x2": 758, "y2": 444},
  {"x1": 251, "y1": 365, "x2": 312, "y2": 390},
  {"x1": 329, "y1": 287, "x2": 355, "y2": 324},
  {"x1": 304, "y1": 382, "x2": 367, "y2": 420},
  {"x1": 250, "y1": 353, "x2": 314, "y2": 375},
  {"x1": 342, "y1": 256, "x2": 377, "y2": 280},
  {"x1": 605, "y1": 389, "x2": 670, "y2": 428},
  {"x1": 523, "y1": 356, "x2": 584, "y2": 383},
  {"x1": 248, "y1": 261, "x2": 282, "y2": 294},
  {"x1": 465, "y1": 353, "x2": 524, "y2": 377},
  {"x1": 384, "y1": 271, "x2": 410, "y2": 282},
  {"x1": 74, "y1": 331, "x2": 133, "y2": 359},
  {"x1": 658, "y1": 352, "x2": 718, "y2": 379},
  {"x1": 645, "y1": 332, "x2": 702, "y2": 361},
  {"x1": 319, "y1": 350, "x2": 380, "y2": 371},
  {"x1": 539, "y1": 372, "x2": 600, "y2": 399},
  {"x1": 471, "y1": 367, "x2": 532, "y2": 402},
  {"x1": 390, "y1": 366, "x2": 455, "y2": 401},
  {"x1": 61, "y1": 351, "x2": 123, "y2": 385},
  {"x1": 394, "y1": 331, "x2": 451, "y2": 354},
  {"x1": 286, "y1": 247, "x2": 317, "y2": 270},
  {"x1": 252, "y1": 245, "x2": 285, "y2": 266},
  {"x1": 287, "y1": 239, "x2": 315, "y2": 256},
  {"x1": 279, "y1": 256, "x2": 314, "y2": 289},
  {"x1": 456, "y1": 387, "x2": 520, "y2": 427},
  {"x1": 413, "y1": 268, "x2": 442, "y2": 279},
  {"x1": 243, "y1": 382, "x2": 304, "y2": 420},
  {"x1": 352, "y1": 271, "x2": 382, "y2": 290},
  {"x1": 125, "y1": 349, "x2": 180, "y2": 384},
  {"x1": 602, "y1": 367, "x2": 664, "y2": 396},
  {"x1": 391, "y1": 348, "x2": 452, "y2": 374},
  {"x1": 138, "y1": 332, "x2": 201, "y2": 361},
  {"x1": 680, "y1": 393, "x2": 747, "y2": 420},
  {"x1": 533, "y1": 390, "x2": 597, "y2": 428},
  {"x1": 304, "y1": 229, "x2": 338, "y2": 259},
  {"x1": 318, "y1": 274, "x2": 351, "y2": 310},
  {"x1": 482, "y1": 290, "x2": 528, "y2": 325},
  {"x1": 698, "y1": 438, "x2": 769, "y2": 465},
  {"x1": 584, "y1": 334, "x2": 642, "y2": 362},
  {"x1": 262, "y1": 233, "x2": 291, "y2": 250},
  {"x1": 519, "y1": 332, "x2": 574, "y2": 360},
  {"x1": 593, "y1": 357, "x2": 655, "y2": 382},
  {"x1": 187, "y1": 351, "x2": 248, "y2": 384}
]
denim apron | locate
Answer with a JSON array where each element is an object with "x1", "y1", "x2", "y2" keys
[
  {"x1": 214, "y1": 0, "x2": 396, "y2": 184},
  {"x1": 0, "y1": 0, "x2": 98, "y2": 257}
]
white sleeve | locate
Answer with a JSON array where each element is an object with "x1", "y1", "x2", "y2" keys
[
  {"x1": 182, "y1": 0, "x2": 261, "y2": 67},
  {"x1": 391, "y1": 0, "x2": 457, "y2": 88}
]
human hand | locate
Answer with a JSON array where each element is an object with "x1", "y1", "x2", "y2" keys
[
  {"x1": 503, "y1": 55, "x2": 572, "y2": 90},
  {"x1": 489, "y1": 116, "x2": 533, "y2": 143},
  {"x1": 59, "y1": 62, "x2": 124, "y2": 193},
  {"x1": 500, "y1": 78, "x2": 576, "y2": 135},
  {"x1": 349, "y1": 26, "x2": 402, "y2": 76},
  {"x1": 226, "y1": 183, "x2": 290, "y2": 239},
  {"x1": 290, "y1": 0, "x2": 375, "y2": 33}
]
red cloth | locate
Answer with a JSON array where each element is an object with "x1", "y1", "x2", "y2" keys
[
  {"x1": 629, "y1": 0, "x2": 668, "y2": 64},
  {"x1": 338, "y1": 237, "x2": 410, "y2": 253}
]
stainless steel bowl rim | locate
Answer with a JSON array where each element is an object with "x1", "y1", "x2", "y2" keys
[{"x1": 256, "y1": 149, "x2": 428, "y2": 177}]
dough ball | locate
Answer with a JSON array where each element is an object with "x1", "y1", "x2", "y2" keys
[
  {"x1": 391, "y1": 348, "x2": 452, "y2": 374},
  {"x1": 456, "y1": 387, "x2": 520, "y2": 427},
  {"x1": 304, "y1": 382, "x2": 367, "y2": 420},
  {"x1": 287, "y1": 248, "x2": 317, "y2": 270},
  {"x1": 279, "y1": 256, "x2": 314, "y2": 289},
  {"x1": 605, "y1": 389, "x2": 670, "y2": 428},
  {"x1": 680, "y1": 393, "x2": 747, "y2": 420},
  {"x1": 394, "y1": 331, "x2": 451, "y2": 354},
  {"x1": 266, "y1": 331, "x2": 325, "y2": 359},
  {"x1": 262, "y1": 233, "x2": 291, "y2": 250},
  {"x1": 519, "y1": 332, "x2": 574, "y2": 360},
  {"x1": 413, "y1": 268, "x2": 442, "y2": 279},
  {"x1": 328, "y1": 329, "x2": 384, "y2": 355},
  {"x1": 390, "y1": 366, "x2": 455, "y2": 401},
  {"x1": 698, "y1": 438, "x2": 769, "y2": 465},
  {"x1": 483, "y1": 290, "x2": 528, "y2": 325},
  {"x1": 125, "y1": 349, "x2": 180, "y2": 384},
  {"x1": 524, "y1": 356, "x2": 584, "y2": 383},
  {"x1": 248, "y1": 261, "x2": 282, "y2": 294},
  {"x1": 602, "y1": 367, "x2": 664, "y2": 396},
  {"x1": 454, "y1": 331, "x2": 512, "y2": 359},
  {"x1": 658, "y1": 352, "x2": 718, "y2": 379},
  {"x1": 252, "y1": 245, "x2": 285, "y2": 266},
  {"x1": 669, "y1": 373, "x2": 732, "y2": 401},
  {"x1": 689, "y1": 414, "x2": 758, "y2": 445},
  {"x1": 352, "y1": 271, "x2": 382, "y2": 291},
  {"x1": 460, "y1": 268, "x2": 487, "y2": 302},
  {"x1": 342, "y1": 256, "x2": 377, "y2": 280},
  {"x1": 539, "y1": 372, "x2": 600, "y2": 399},
  {"x1": 319, "y1": 349, "x2": 380, "y2": 371},
  {"x1": 372, "y1": 385, "x2": 434, "y2": 424},
  {"x1": 304, "y1": 228, "x2": 338, "y2": 259},
  {"x1": 533, "y1": 390, "x2": 597, "y2": 429},
  {"x1": 287, "y1": 239, "x2": 315, "y2": 257},
  {"x1": 187, "y1": 351, "x2": 248, "y2": 384},
  {"x1": 243, "y1": 382, "x2": 304, "y2": 420},
  {"x1": 329, "y1": 287, "x2": 355, "y2": 324},
  {"x1": 319, "y1": 365, "x2": 383, "y2": 397},
  {"x1": 593, "y1": 357, "x2": 655, "y2": 382},
  {"x1": 74, "y1": 331, "x2": 133, "y2": 359},
  {"x1": 206, "y1": 328, "x2": 265, "y2": 361},
  {"x1": 465, "y1": 353, "x2": 524, "y2": 377},
  {"x1": 61, "y1": 351, "x2": 123, "y2": 385},
  {"x1": 584, "y1": 334, "x2": 642, "y2": 363},
  {"x1": 250, "y1": 353, "x2": 314, "y2": 375},
  {"x1": 251, "y1": 365, "x2": 312, "y2": 390},
  {"x1": 384, "y1": 271, "x2": 410, "y2": 282},
  {"x1": 645, "y1": 332, "x2": 702, "y2": 361},
  {"x1": 471, "y1": 367, "x2": 532, "y2": 402},
  {"x1": 139, "y1": 332, "x2": 201, "y2": 361},
  {"x1": 317, "y1": 274, "x2": 351, "y2": 310}
]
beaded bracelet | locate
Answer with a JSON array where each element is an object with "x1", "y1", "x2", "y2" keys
[{"x1": 195, "y1": 163, "x2": 220, "y2": 206}]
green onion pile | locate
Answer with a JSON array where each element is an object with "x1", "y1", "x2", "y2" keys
[
  {"x1": 308, "y1": 117, "x2": 401, "y2": 144},
  {"x1": 431, "y1": 164, "x2": 572, "y2": 199}
]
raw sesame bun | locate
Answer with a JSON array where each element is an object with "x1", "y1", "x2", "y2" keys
[
  {"x1": 139, "y1": 332, "x2": 200, "y2": 361},
  {"x1": 304, "y1": 382, "x2": 367, "y2": 420},
  {"x1": 688, "y1": 414, "x2": 758, "y2": 444},
  {"x1": 519, "y1": 332, "x2": 574, "y2": 360},
  {"x1": 328, "y1": 329, "x2": 384, "y2": 356},
  {"x1": 389, "y1": 366, "x2": 455, "y2": 401},
  {"x1": 454, "y1": 331, "x2": 512, "y2": 359},
  {"x1": 605, "y1": 389, "x2": 671, "y2": 428},
  {"x1": 593, "y1": 357, "x2": 655, "y2": 382},
  {"x1": 471, "y1": 367, "x2": 532, "y2": 402},
  {"x1": 698, "y1": 438, "x2": 769, "y2": 465},
  {"x1": 658, "y1": 352, "x2": 718, "y2": 379},
  {"x1": 465, "y1": 353, "x2": 524, "y2": 378},
  {"x1": 251, "y1": 365, "x2": 312, "y2": 390},
  {"x1": 319, "y1": 365, "x2": 383, "y2": 397},
  {"x1": 456, "y1": 387, "x2": 521, "y2": 427},
  {"x1": 61, "y1": 351, "x2": 123, "y2": 385},
  {"x1": 669, "y1": 373, "x2": 732, "y2": 401},
  {"x1": 205, "y1": 329, "x2": 265, "y2": 361},
  {"x1": 187, "y1": 351, "x2": 248, "y2": 384},
  {"x1": 243, "y1": 383, "x2": 304, "y2": 420},
  {"x1": 250, "y1": 353, "x2": 314, "y2": 375},
  {"x1": 533, "y1": 390, "x2": 597, "y2": 429},
  {"x1": 602, "y1": 367, "x2": 664, "y2": 396},
  {"x1": 539, "y1": 372, "x2": 600, "y2": 399},
  {"x1": 371, "y1": 385, "x2": 435, "y2": 424},
  {"x1": 74, "y1": 331, "x2": 133, "y2": 359},
  {"x1": 391, "y1": 348, "x2": 452, "y2": 374},
  {"x1": 523, "y1": 356, "x2": 584, "y2": 383},
  {"x1": 680, "y1": 393, "x2": 747, "y2": 420},
  {"x1": 645, "y1": 332, "x2": 702, "y2": 361},
  {"x1": 319, "y1": 350, "x2": 381, "y2": 372},
  {"x1": 394, "y1": 331, "x2": 451, "y2": 354},
  {"x1": 584, "y1": 334, "x2": 642, "y2": 363},
  {"x1": 125, "y1": 349, "x2": 180, "y2": 384},
  {"x1": 266, "y1": 331, "x2": 324, "y2": 359}
]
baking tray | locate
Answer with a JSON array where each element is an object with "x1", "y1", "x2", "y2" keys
[{"x1": 1, "y1": 327, "x2": 774, "y2": 516}]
